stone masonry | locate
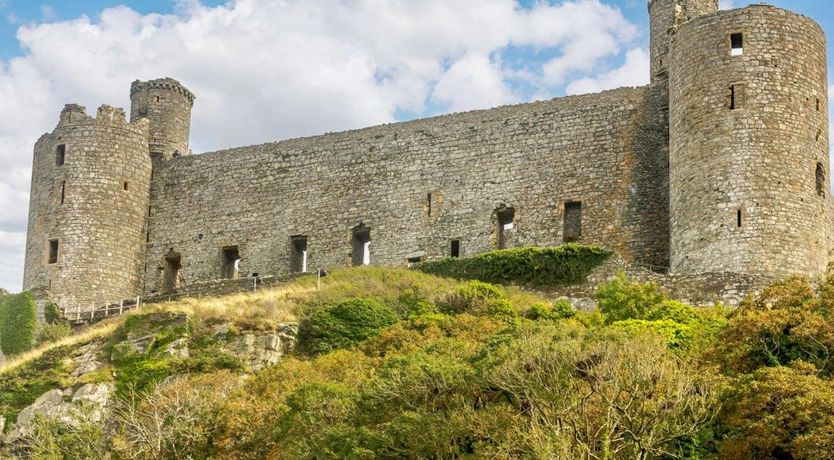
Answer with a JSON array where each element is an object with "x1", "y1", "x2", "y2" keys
[{"x1": 22, "y1": 1, "x2": 831, "y2": 312}]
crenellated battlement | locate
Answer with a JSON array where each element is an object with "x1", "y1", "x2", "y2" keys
[
  {"x1": 57, "y1": 103, "x2": 149, "y2": 133},
  {"x1": 130, "y1": 77, "x2": 195, "y2": 105}
]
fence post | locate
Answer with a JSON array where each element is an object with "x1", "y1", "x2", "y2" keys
[
  {"x1": 119, "y1": 300, "x2": 124, "y2": 315},
  {"x1": 76, "y1": 309, "x2": 80, "y2": 322},
  {"x1": 136, "y1": 296, "x2": 141, "y2": 310}
]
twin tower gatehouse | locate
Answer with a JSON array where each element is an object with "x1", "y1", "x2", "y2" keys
[{"x1": 23, "y1": 1, "x2": 831, "y2": 313}]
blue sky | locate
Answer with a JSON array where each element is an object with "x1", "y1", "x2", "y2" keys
[{"x1": 0, "y1": 0, "x2": 831, "y2": 291}]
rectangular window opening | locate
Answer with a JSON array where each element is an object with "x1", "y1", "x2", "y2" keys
[
  {"x1": 352, "y1": 225, "x2": 371, "y2": 266},
  {"x1": 496, "y1": 206, "x2": 515, "y2": 249},
  {"x1": 56, "y1": 145, "x2": 66, "y2": 166},
  {"x1": 450, "y1": 239, "x2": 461, "y2": 258},
  {"x1": 564, "y1": 202, "x2": 582, "y2": 242},
  {"x1": 163, "y1": 250, "x2": 182, "y2": 292},
  {"x1": 222, "y1": 246, "x2": 241, "y2": 279},
  {"x1": 427, "y1": 193, "x2": 433, "y2": 217},
  {"x1": 817, "y1": 98, "x2": 821, "y2": 112},
  {"x1": 60, "y1": 181, "x2": 66, "y2": 205},
  {"x1": 123, "y1": 181, "x2": 129, "y2": 191},
  {"x1": 731, "y1": 33, "x2": 744, "y2": 56},
  {"x1": 290, "y1": 235, "x2": 308, "y2": 273},
  {"x1": 47, "y1": 239, "x2": 59, "y2": 265},
  {"x1": 406, "y1": 256, "x2": 422, "y2": 265},
  {"x1": 737, "y1": 209, "x2": 743, "y2": 228}
]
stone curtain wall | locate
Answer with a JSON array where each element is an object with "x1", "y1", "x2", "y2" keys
[
  {"x1": 143, "y1": 85, "x2": 669, "y2": 294},
  {"x1": 669, "y1": 5, "x2": 831, "y2": 278},
  {"x1": 23, "y1": 106, "x2": 152, "y2": 311}
]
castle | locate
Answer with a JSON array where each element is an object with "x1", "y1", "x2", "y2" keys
[{"x1": 22, "y1": 1, "x2": 831, "y2": 313}]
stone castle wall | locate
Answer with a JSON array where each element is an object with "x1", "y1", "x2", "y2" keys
[
  {"x1": 23, "y1": 106, "x2": 152, "y2": 310},
  {"x1": 669, "y1": 5, "x2": 831, "y2": 278},
  {"x1": 142, "y1": 84, "x2": 669, "y2": 294},
  {"x1": 21, "y1": 3, "x2": 832, "y2": 313}
]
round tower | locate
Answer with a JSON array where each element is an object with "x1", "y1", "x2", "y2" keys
[
  {"x1": 23, "y1": 104, "x2": 152, "y2": 313},
  {"x1": 668, "y1": 5, "x2": 830, "y2": 277},
  {"x1": 129, "y1": 77, "x2": 195, "y2": 161},
  {"x1": 649, "y1": 0, "x2": 718, "y2": 82}
]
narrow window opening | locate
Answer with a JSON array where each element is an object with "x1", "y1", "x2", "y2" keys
[
  {"x1": 352, "y1": 224, "x2": 371, "y2": 266},
  {"x1": 146, "y1": 231, "x2": 150, "y2": 243},
  {"x1": 564, "y1": 202, "x2": 582, "y2": 242},
  {"x1": 56, "y1": 145, "x2": 66, "y2": 166},
  {"x1": 123, "y1": 181, "x2": 129, "y2": 191},
  {"x1": 495, "y1": 206, "x2": 515, "y2": 249},
  {"x1": 737, "y1": 209, "x2": 743, "y2": 228},
  {"x1": 60, "y1": 181, "x2": 65, "y2": 205},
  {"x1": 427, "y1": 193, "x2": 433, "y2": 217},
  {"x1": 729, "y1": 84, "x2": 746, "y2": 110},
  {"x1": 162, "y1": 249, "x2": 181, "y2": 292},
  {"x1": 222, "y1": 246, "x2": 241, "y2": 279},
  {"x1": 817, "y1": 163, "x2": 826, "y2": 197},
  {"x1": 731, "y1": 33, "x2": 743, "y2": 56},
  {"x1": 155, "y1": 95, "x2": 161, "y2": 102},
  {"x1": 450, "y1": 239, "x2": 461, "y2": 258},
  {"x1": 47, "y1": 239, "x2": 59, "y2": 265},
  {"x1": 290, "y1": 235, "x2": 308, "y2": 273},
  {"x1": 817, "y1": 98, "x2": 821, "y2": 112},
  {"x1": 730, "y1": 86, "x2": 736, "y2": 110}
]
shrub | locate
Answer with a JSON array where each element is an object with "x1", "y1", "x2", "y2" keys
[
  {"x1": 0, "y1": 291, "x2": 37, "y2": 356},
  {"x1": 440, "y1": 280, "x2": 505, "y2": 314},
  {"x1": 595, "y1": 273, "x2": 666, "y2": 324},
  {"x1": 9, "y1": 410, "x2": 108, "y2": 460},
  {"x1": 35, "y1": 322, "x2": 72, "y2": 345},
  {"x1": 610, "y1": 319, "x2": 692, "y2": 349},
  {"x1": 416, "y1": 245, "x2": 611, "y2": 287},
  {"x1": 527, "y1": 300, "x2": 576, "y2": 321},
  {"x1": 712, "y1": 277, "x2": 834, "y2": 375},
  {"x1": 43, "y1": 301, "x2": 66, "y2": 325},
  {"x1": 719, "y1": 362, "x2": 834, "y2": 459},
  {"x1": 303, "y1": 298, "x2": 399, "y2": 354}
]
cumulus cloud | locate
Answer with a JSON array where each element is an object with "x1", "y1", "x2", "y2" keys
[
  {"x1": 565, "y1": 47, "x2": 649, "y2": 95},
  {"x1": 0, "y1": 0, "x2": 640, "y2": 291},
  {"x1": 718, "y1": 0, "x2": 735, "y2": 10}
]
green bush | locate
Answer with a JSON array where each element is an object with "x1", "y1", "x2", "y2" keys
[
  {"x1": 527, "y1": 299, "x2": 576, "y2": 321},
  {"x1": 595, "y1": 273, "x2": 666, "y2": 324},
  {"x1": 610, "y1": 319, "x2": 692, "y2": 349},
  {"x1": 304, "y1": 298, "x2": 399, "y2": 354},
  {"x1": 416, "y1": 244, "x2": 611, "y2": 287},
  {"x1": 0, "y1": 291, "x2": 37, "y2": 356},
  {"x1": 43, "y1": 301, "x2": 67, "y2": 325},
  {"x1": 35, "y1": 322, "x2": 72, "y2": 346},
  {"x1": 440, "y1": 280, "x2": 506, "y2": 314}
]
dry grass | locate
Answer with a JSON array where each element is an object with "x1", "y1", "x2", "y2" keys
[
  {"x1": 0, "y1": 317, "x2": 121, "y2": 375},
  {"x1": 0, "y1": 267, "x2": 551, "y2": 376}
]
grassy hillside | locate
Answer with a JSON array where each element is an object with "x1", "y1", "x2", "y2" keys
[{"x1": 2, "y1": 261, "x2": 834, "y2": 459}]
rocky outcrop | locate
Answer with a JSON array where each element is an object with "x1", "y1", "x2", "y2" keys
[
  {"x1": 5, "y1": 383, "x2": 114, "y2": 443},
  {"x1": 219, "y1": 323, "x2": 298, "y2": 371}
]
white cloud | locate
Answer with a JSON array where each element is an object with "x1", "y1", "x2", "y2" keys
[
  {"x1": 565, "y1": 47, "x2": 649, "y2": 95},
  {"x1": 0, "y1": 0, "x2": 639, "y2": 291},
  {"x1": 431, "y1": 54, "x2": 517, "y2": 112},
  {"x1": 718, "y1": 0, "x2": 735, "y2": 10}
]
